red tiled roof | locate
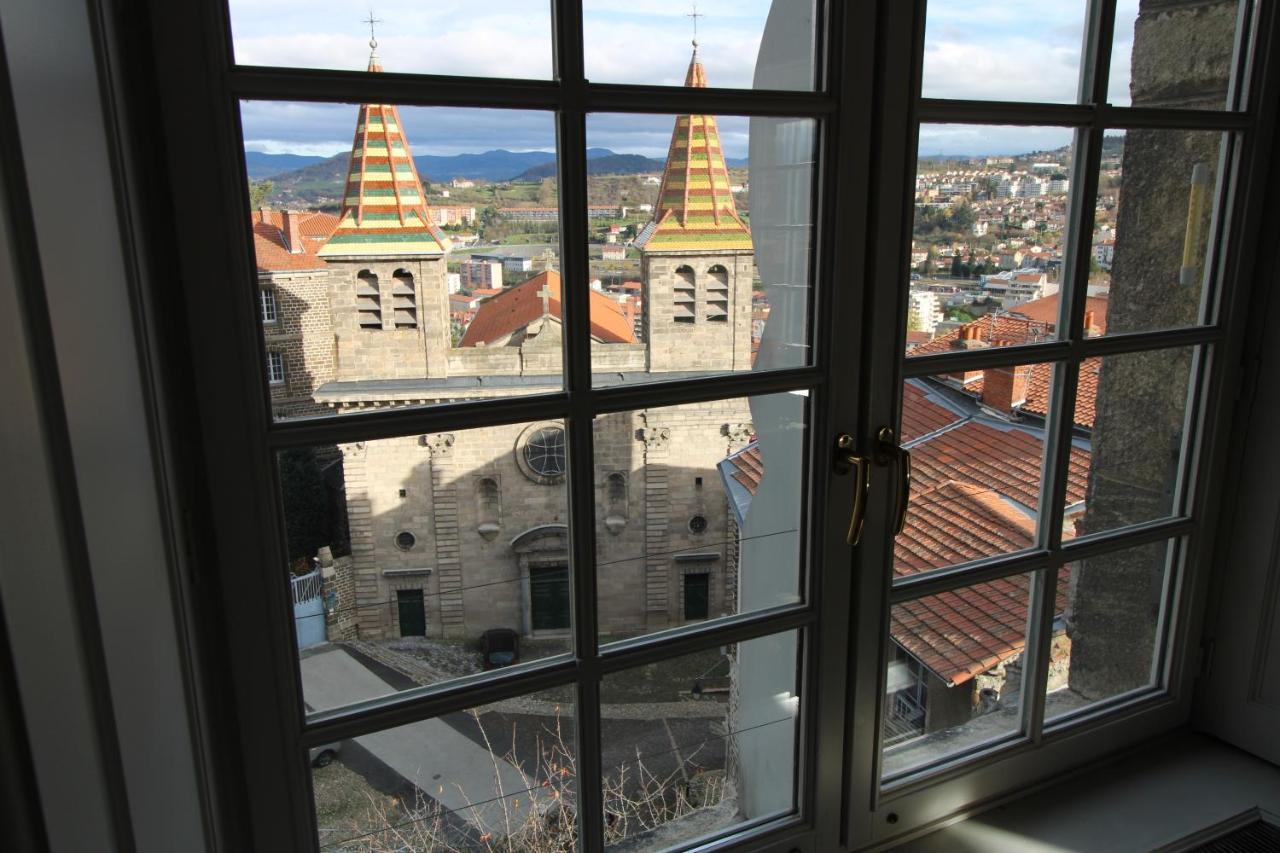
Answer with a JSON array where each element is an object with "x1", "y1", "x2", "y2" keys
[
  {"x1": 1011, "y1": 293, "x2": 1109, "y2": 332},
  {"x1": 457, "y1": 270, "x2": 638, "y2": 347},
  {"x1": 907, "y1": 314, "x2": 1052, "y2": 357},
  {"x1": 729, "y1": 444, "x2": 763, "y2": 496},
  {"x1": 251, "y1": 209, "x2": 339, "y2": 272},
  {"x1": 1021, "y1": 358, "x2": 1101, "y2": 428},
  {"x1": 901, "y1": 382, "x2": 964, "y2": 443}
]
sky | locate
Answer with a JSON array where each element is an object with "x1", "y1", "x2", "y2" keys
[{"x1": 232, "y1": 0, "x2": 1143, "y2": 161}]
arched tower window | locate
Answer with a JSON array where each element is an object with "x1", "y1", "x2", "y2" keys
[
  {"x1": 356, "y1": 270, "x2": 382, "y2": 329},
  {"x1": 673, "y1": 265, "x2": 696, "y2": 324},
  {"x1": 706, "y1": 264, "x2": 729, "y2": 322},
  {"x1": 476, "y1": 476, "x2": 501, "y2": 539},
  {"x1": 392, "y1": 269, "x2": 417, "y2": 329},
  {"x1": 604, "y1": 471, "x2": 628, "y2": 534}
]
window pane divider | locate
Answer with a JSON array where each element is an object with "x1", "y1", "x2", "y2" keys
[
  {"x1": 916, "y1": 100, "x2": 1250, "y2": 131},
  {"x1": 226, "y1": 67, "x2": 835, "y2": 118},
  {"x1": 263, "y1": 367, "x2": 825, "y2": 449}
]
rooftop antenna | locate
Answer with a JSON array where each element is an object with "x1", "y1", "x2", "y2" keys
[{"x1": 687, "y1": 2, "x2": 705, "y2": 53}]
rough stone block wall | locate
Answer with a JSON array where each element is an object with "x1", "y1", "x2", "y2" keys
[
  {"x1": 1069, "y1": 0, "x2": 1236, "y2": 701},
  {"x1": 321, "y1": 553, "x2": 359, "y2": 642},
  {"x1": 263, "y1": 269, "x2": 335, "y2": 419},
  {"x1": 642, "y1": 250, "x2": 755, "y2": 373}
]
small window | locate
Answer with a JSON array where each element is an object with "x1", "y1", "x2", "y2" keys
[
  {"x1": 394, "y1": 531, "x2": 416, "y2": 551},
  {"x1": 706, "y1": 264, "x2": 729, "y2": 322},
  {"x1": 688, "y1": 514, "x2": 708, "y2": 534},
  {"x1": 673, "y1": 264, "x2": 696, "y2": 324},
  {"x1": 356, "y1": 270, "x2": 382, "y2": 329},
  {"x1": 266, "y1": 350, "x2": 284, "y2": 384},
  {"x1": 392, "y1": 268, "x2": 417, "y2": 328},
  {"x1": 260, "y1": 287, "x2": 277, "y2": 324}
]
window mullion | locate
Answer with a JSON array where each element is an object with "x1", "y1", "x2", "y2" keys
[{"x1": 551, "y1": 2, "x2": 606, "y2": 851}]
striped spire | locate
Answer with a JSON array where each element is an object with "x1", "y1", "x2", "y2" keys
[
  {"x1": 636, "y1": 47, "x2": 752, "y2": 253},
  {"x1": 318, "y1": 51, "x2": 450, "y2": 258}
]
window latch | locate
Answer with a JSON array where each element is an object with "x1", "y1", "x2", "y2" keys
[{"x1": 835, "y1": 433, "x2": 871, "y2": 545}]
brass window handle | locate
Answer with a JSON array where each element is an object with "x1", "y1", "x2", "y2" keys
[
  {"x1": 877, "y1": 427, "x2": 912, "y2": 536},
  {"x1": 835, "y1": 434, "x2": 872, "y2": 545}
]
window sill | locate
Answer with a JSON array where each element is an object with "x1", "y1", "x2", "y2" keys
[{"x1": 897, "y1": 732, "x2": 1280, "y2": 852}]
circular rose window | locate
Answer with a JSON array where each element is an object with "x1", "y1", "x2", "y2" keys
[{"x1": 524, "y1": 427, "x2": 566, "y2": 478}]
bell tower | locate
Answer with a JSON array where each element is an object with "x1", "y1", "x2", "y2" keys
[
  {"x1": 637, "y1": 43, "x2": 754, "y2": 373},
  {"x1": 318, "y1": 40, "x2": 453, "y2": 380}
]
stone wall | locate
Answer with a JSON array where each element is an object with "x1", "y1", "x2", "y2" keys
[
  {"x1": 642, "y1": 250, "x2": 755, "y2": 373},
  {"x1": 262, "y1": 269, "x2": 335, "y2": 419},
  {"x1": 1069, "y1": 0, "x2": 1237, "y2": 700},
  {"x1": 318, "y1": 548, "x2": 358, "y2": 642}
]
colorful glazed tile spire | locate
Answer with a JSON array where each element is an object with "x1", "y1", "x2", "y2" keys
[
  {"x1": 318, "y1": 48, "x2": 450, "y2": 258},
  {"x1": 636, "y1": 45, "x2": 752, "y2": 253}
]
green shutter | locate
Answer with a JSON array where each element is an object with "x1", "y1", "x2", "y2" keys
[
  {"x1": 530, "y1": 566, "x2": 570, "y2": 631},
  {"x1": 396, "y1": 589, "x2": 426, "y2": 636}
]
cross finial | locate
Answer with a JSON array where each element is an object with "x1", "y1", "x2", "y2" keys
[
  {"x1": 687, "y1": 2, "x2": 705, "y2": 51},
  {"x1": 364, "y1": 9, "x2": 381, "y2": 52},
  {"x1": 537, "y1": 284, "x2": 553, "y2": 318}
]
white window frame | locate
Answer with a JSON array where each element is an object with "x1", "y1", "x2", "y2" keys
[
  {"x1": 260, "y1": 286, "x2": 277, "y2": 324},
  {"x1": 266, "y1": 350, "x2": 284, "y2": 385}
]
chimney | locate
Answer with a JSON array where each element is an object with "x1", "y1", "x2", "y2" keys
[
  {"x1": 1083, "y1": 310, "x2": 1100, "y2": 337},
  {"x1": 953, "y1": 324, "x2": 990, "y2": 350},
  {"x1": 982, "y1": 364, "x2": 1032, "y2": 415},
  {"x1": 282, "y1": 210, "x2": 305, "y2": 254}
]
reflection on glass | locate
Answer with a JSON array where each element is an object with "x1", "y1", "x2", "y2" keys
[
  {"x1": 229, "y1": 0, "x2": 554, "y2": 79},
  {"x1": 1046, "y1": 539, "x2": 1177, "y2": 723},
  {"x1": 311, "y1": 688, "x2": 577, "y2": 849},
  {"x1": 586, "y1": 107, "x2": 815, "y2": 388},
  {"x1": 1109, "y1": 0, "x2": 1242, "y2": 109},
  {"x1": 882, "y1": 573, "x2": 1035, "y2": 780},
  {"x1": 582, "y1": 0, "x2": 817, "y2": 91},
  {"x1": 601, "y1": 631, "x2": 800, "y2": 848},
  {"x1": 1068, "y1": 348, "x2": 1195, "y2": 539},
  {"x1": 895, "y1": 368, "x2": 1068, "y2": 574},
  {"x1": 1088, "y1": 130, "x2": 1226, "y2": 336},
  {"x1": 281, "y1": 424, "x2": 572, "y2": 716},
  {"x1": 594, "y1": 392, "x2": 806, "y2": 645},
  {"x1": 241, "y1": 101, "x2": 564, "y2": 422},
  {"x1": 921, "y1": 1, "x2": 1086, "y2": 103},
  {"x1": 906, "y1": 125, "x2": 1076, "y2": 355}
]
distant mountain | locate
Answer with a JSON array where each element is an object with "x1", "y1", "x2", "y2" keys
[
  {"x1": 244, "y1": 151, "x2": 326, "y2": 180},
  {"x1": 257, "y1": 146, "x2": 751, "y2": 207}
]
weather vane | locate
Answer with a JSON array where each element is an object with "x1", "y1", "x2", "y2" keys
[
  {"x1": 687, "y1": 2, "x2": 705, "y2": 50},
  {"x1": 364, "y1": 9, "x2": 381, "y2": 52}
]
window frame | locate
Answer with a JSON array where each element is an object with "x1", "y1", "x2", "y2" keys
[
  {"x1": 265, "y1": 349, "x2": 284, "y2": 385},
  {"x1": 843, "y1": 0, "x2": 1280, "y2": 847},
  {"x1": 259, "y1": 285, "x2": 276, "y2": 324},
  {"x1": 135, "y1": 0, "x2": 1280, "y2": 850},
  {"x1": 144, "y1": 1, "x2": 880, "y2": 851}
]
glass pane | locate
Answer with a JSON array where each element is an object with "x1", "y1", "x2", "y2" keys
[
  {"x1": 1046, "y1": 539, "x2": 1177, "y2": 724},
  {"x1": 1109, "y1": 0, "x2": 1243, "y2": 109},
  {"x1": 908, "y1": 125, "x2": 1076, "y2": 354},
  {"x1": 601, "y1": 630, "x2": 801, "y2": 847},
  {"x1": 921, "y1": 1, "x2": 1087, "y2": 103},
  {"x1": 1066, "y1": 347, "x2": 1196, "y2": 540},
  {"x1": 281, "y1": 422, "x2": 573, "y2": 716},
  {"x1": 240, "y1": 102, "x2": 564, "y2": 421},
  {"x1": 896, "y1": 367, "x2": 1070, "y2": 574},
  {"x1": 1088, "y1": 130, "x2": 1227, "y2": 337},
  {"x1": 594, "y1": 391, "x2": 806, "y2": 645},
  {"x1": 228, "y1": 0, "x2": 553, "y2": 79},
  {"x1": 585, "y1": 112, "x2": 815, "y2": 388},
  {"x1": 582, "y1": 1, "x2": 817, "y2": 91},
  {"x1": 882, "y1": 572, "x2": 1035, "y2": 780},
  {"x1": 311, "y1": 687, "x2": 577, "y2": 849}
]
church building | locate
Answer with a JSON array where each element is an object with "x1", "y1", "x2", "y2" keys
[{"x1": 255, "y1": 44, "x2": 760, "y2": 642}]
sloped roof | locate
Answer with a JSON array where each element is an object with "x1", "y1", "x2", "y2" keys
[
  {"x1": 251, "y1": 209, "x2": 339, "y2": 272},
  {"x1": 1010, "y1": 293, "x2": 1109, "y2": 332},
  {"x1": 1021, "y1": 357, "x2": 1102, "y2": 428},
  {"x1": 319, "y1": 52, "x2": 451, "y2": 258},
  {"x1": 457, "y1": 270, "x2": 637, "y2": 347},
  {"x1": 720, "y1": 377, "x2": 1091, "y2": 687},
  {"x1": 635, "y1": 48, "x2": 752, "y2": 254},
  {"x1": 908, "y1": 314, "x2": 1053, "y2": 357}
]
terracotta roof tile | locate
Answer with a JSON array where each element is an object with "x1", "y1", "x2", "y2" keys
[
  {"x1": 1022, "y1": 358, "x2": 1101, "y2": 428},
  {"x1": 457, "y1": 270, "x2": 637, "y2": 347},
  {"x1": 908, "y1": 314, "x2": 1053, "y2": 357},
  {"x1": 251, "y1": 209, "x2": 338, "y2": 272},
  {"x1": 1012, "y1": 293, "x2": 1109, "y2": 332},
  {"x1": 901, "y1": 382, "x2": 965, "y2": 443}
]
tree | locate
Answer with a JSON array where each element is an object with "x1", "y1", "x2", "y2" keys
[
  {"x1": 950, "y1": 201, "x2": 975, "y2": 230},
  {"x1": 248, "y1": 179, "x2": 274, "y2": 209},
  {"x1": 278, "y1": 448, "x2": 330, "y2": 569},
  {"x1": 950, "y1": 252, "x2": 963, "y2": 278}
]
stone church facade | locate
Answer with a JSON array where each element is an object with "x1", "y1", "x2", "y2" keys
[{"x1": 255, "y1": 47, "x2": 761, "y2": 641}]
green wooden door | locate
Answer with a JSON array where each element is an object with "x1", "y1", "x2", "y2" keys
[
  {"x1": 530, "y1": 565, "x2": 570, "y2": 631},
  {"x1": 396, "y1": 589, "x2": 426, "y2": 637},
  {"x1": 684, "y1": 573, "x2": 709, "y2": 621}
]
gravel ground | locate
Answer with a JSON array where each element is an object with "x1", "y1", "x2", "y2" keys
[{"x1": 311, "y1": 760, "x2": 406, "y2": 850}]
